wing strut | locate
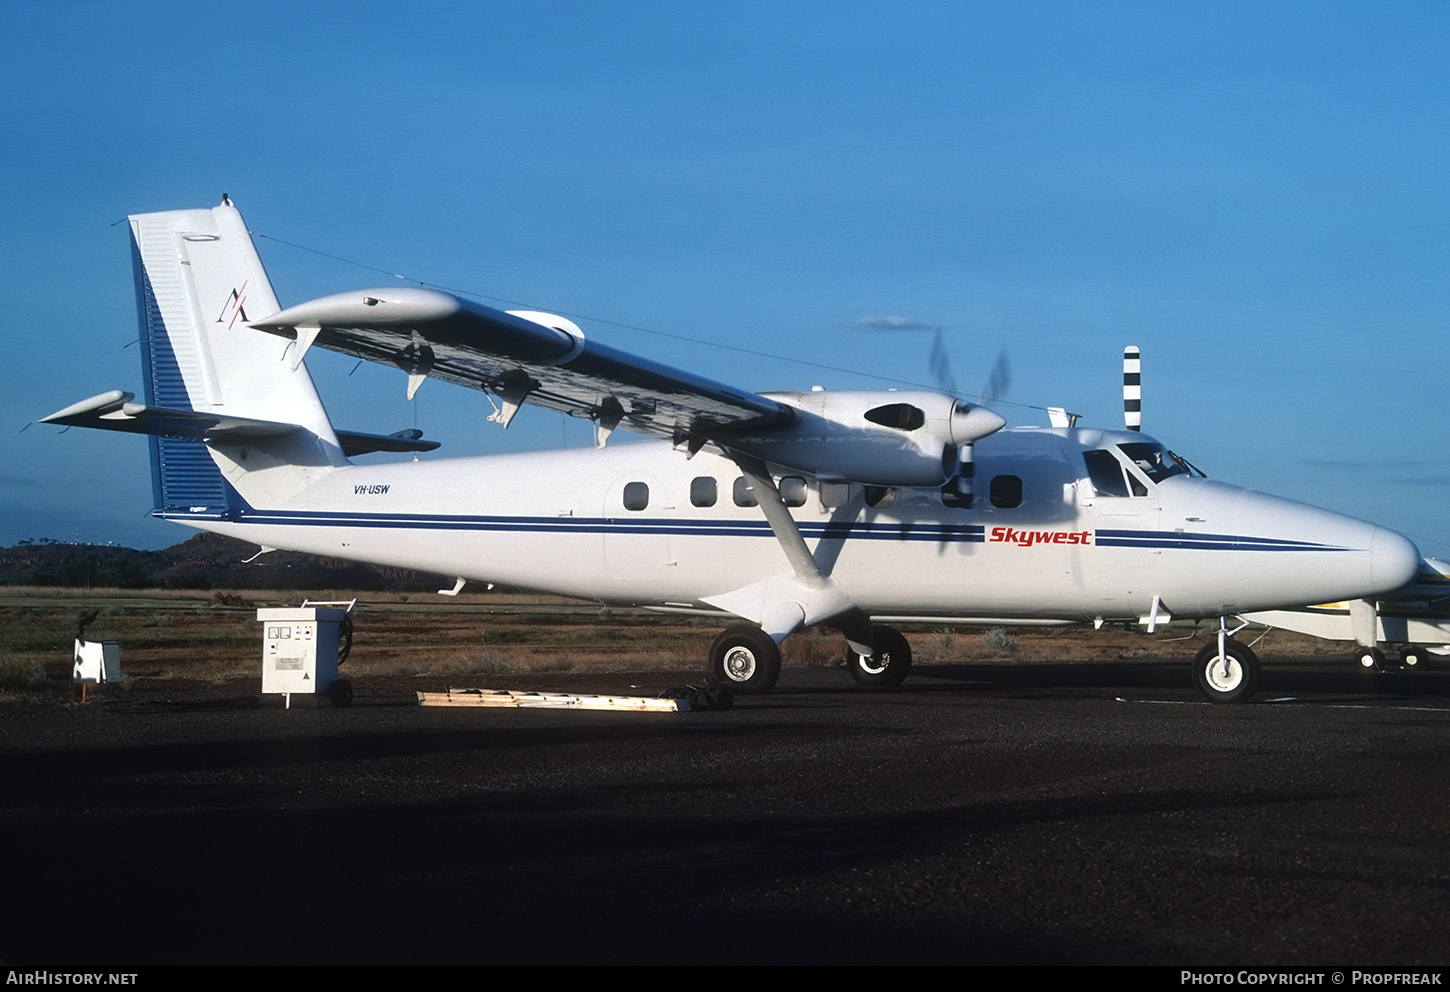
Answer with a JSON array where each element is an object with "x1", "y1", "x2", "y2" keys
[{"x1": 701, "y1": 453, "x2": 874, "y2": 655}]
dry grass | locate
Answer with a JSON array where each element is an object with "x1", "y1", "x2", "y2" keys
[
  {"x1": 0, "y1": 587, "x2": 1349, "y2": 700},
  {"x1": 0, "y1": 588, "x2": 725, "y2": 692}
]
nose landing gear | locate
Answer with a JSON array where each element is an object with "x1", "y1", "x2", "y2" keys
[{"x1": 1194, "y1": 618, "x2": 1261, "y2": 704}]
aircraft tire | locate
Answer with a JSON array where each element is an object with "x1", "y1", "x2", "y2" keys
[
  {"x1": 1192, "y1": 640, "x2": 1259, "y2": 704},
  {"x1": 709, "y1": 624, "x2": 781, "y2": 694},
  {"x1": 847, "y1": 624, "x2": 912, "y2": 688},
  {"x1": 1401, "y1": 648, "x2": 1425, "y2": 670},
  {"x1": 1356, "y1": 647, "x2": 1387, "y2": 672},
  {"x1": 329, "y1": 678, "x2": 354, "y2": 709}
]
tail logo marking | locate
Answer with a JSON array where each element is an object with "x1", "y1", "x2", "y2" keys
[{"x1": 216, "y1": 281, "x2": 250, "y2": 329}]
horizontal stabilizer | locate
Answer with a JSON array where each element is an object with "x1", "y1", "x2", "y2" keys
[
  {"x1": 335, "y1": 428, "x2": 441, "y2": 456},
  {"x1": 43, "y1": 390, "x2": 438, "y2": 456},
  {"x1": 41, "y1": 390, "x2": 302, "y2": 441}
]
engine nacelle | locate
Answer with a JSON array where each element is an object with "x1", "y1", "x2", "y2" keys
[{"x1": 725, "y1": 390, "x2": 1005, "y2": 487}]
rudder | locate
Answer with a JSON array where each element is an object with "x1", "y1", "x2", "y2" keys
[{"x1": 130, "y1": 198, "x2": 344, "y2": 514}]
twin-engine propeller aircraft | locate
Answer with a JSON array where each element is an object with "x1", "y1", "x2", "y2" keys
[{"x1": 42, "y1": 198, "x2": 1423, "y2": 702}]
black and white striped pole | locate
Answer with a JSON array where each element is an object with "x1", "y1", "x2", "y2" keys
[{"x1": 1123, "y1": 345, "x2": 1141, "y2": 431}]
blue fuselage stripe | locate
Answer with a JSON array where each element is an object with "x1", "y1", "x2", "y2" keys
[
  {"x1": 160, "y1": 509, "x2": 986, "y2": 542},
  {"x1": 1094, "y1": 528, "x2": 1346, "y2": 552},
  {"x1": 154, "y1": 510, "x2": 1351, "y2": 552}
]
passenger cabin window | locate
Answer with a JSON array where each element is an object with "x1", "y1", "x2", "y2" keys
[
  {"x1": 989, "y1": 475, "x2": 1022, "y2": 509},
  {"x1": 732, "y1": 477, "x2": 757, "y2": 507},
  {"x1": 779, "y1": 476, "x2": 807, "y2": 507},
  {"x1": 690, "y1": 476, "x2": 717, "y2": 507},
  {"x1": 730, "y1": 475, "x2": 805, "y2": 507},
  {"x1": 941, "y1": 484, "x2": 973, "y2": 509},
  {"x1": 622, "y1": 481, "x2": 649, "y2": 511},
  {"x1": 819, "y1": 481, "x2": 850, "y2": 508},
  {"x1": 864, "y1": 485, "x2": 896, "y2": 509}
]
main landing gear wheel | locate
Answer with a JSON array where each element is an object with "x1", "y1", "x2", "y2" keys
[
  {"x1": 1401, "y1": 648, "x2": 1426, "y2": 670},
  {"x1": 1356, "y1": 647, "x2": 1387, "y2": 673},
  {"x1": 847, "y1": 624, "x2": 912, "y2": 688},
  {"x1": 1193, "y1": 640, "x2": 1260, "y2": 704},
  {"x1": 709, "y1": 624, "x2": 781, "y2": 695}
]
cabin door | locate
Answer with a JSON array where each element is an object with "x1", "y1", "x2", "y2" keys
[{"x1": 603, "y1": 474, "x2": 675, "y2": 582}]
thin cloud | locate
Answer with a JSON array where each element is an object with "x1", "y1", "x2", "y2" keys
[
  {"x1": 1391, "y1": 475, "x2": 1450, "y2": 487},
  {"x1": 850, "y1": 316, "x2": 960, "y2": 393},
  {"x1": 853, "y1": 315, "x2": 943, "y2": 332},
  {"x1": 1299, "y1": 459, "x2": 1418, "y2": 470}
]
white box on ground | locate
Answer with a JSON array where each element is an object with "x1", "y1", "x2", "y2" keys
[
  {"x1": 73, "y1": 640, "x2": 121, "y2": 684},
  {"x1": 257, "y1": 607, "x2": 348, "y2": 700}
]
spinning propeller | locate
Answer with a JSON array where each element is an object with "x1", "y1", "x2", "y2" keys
[{"x1": 935, "y1": 339, "x2": 1011, "y2": 504}]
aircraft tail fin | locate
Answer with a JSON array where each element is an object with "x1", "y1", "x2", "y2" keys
[{"x1": 127, "y1": 197, "x2": 345, "y2": 514}]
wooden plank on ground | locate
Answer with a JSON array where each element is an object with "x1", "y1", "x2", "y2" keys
[{"x1": 416, "y1": 687, "x2": 688, "y2": 712}]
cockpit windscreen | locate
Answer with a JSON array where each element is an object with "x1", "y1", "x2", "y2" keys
[{"x1": 1117, "y1": 442, "x2": 1202, "y2": 482}]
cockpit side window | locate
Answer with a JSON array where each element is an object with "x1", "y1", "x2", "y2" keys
[{"x1": 1083, "y1": 450, "x2": 1130, "y2": 497}]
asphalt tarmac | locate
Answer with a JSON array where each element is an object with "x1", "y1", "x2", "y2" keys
[{"x1": 4, "y1": 658, "x2": 1450, "y2": 966}]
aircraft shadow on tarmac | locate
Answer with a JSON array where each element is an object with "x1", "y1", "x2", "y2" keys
[{"x1": 898, "y1": 658, "x2": 1450, "y2": 701}]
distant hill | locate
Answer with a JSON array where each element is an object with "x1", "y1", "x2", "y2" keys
[{"x1": 0, "y1": 533, "x2": 451, "y2": 591}]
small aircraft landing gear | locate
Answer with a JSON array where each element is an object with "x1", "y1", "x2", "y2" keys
[
  {"x1": 846, "y1": 624, "x2": 912, "y2": 688},
  {"x1": 709, "y1": 624, "x2": 781, "y2": 694},
  {"x1": 1356, "y1": 647, "x2": 1388, "y2": 672},
  {"x1": 1194, "y1": 619, "x2": 1260, "y2": 704},
  {"x1": 1357, "y1": 646, "x2": 1429, "y2": 673}
]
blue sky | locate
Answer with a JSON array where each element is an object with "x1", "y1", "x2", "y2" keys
[{"x1": 4, "y1": 1, "x2": 1448, "y2": 558}]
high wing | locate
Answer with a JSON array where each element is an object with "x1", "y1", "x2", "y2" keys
[{"x1": 250, "y1": 287, "x2": 792, "y2": 445}]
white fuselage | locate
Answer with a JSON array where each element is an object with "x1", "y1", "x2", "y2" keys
[{"x1": 169, "y1": 426, "x2": 1422, "y2": 624}]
